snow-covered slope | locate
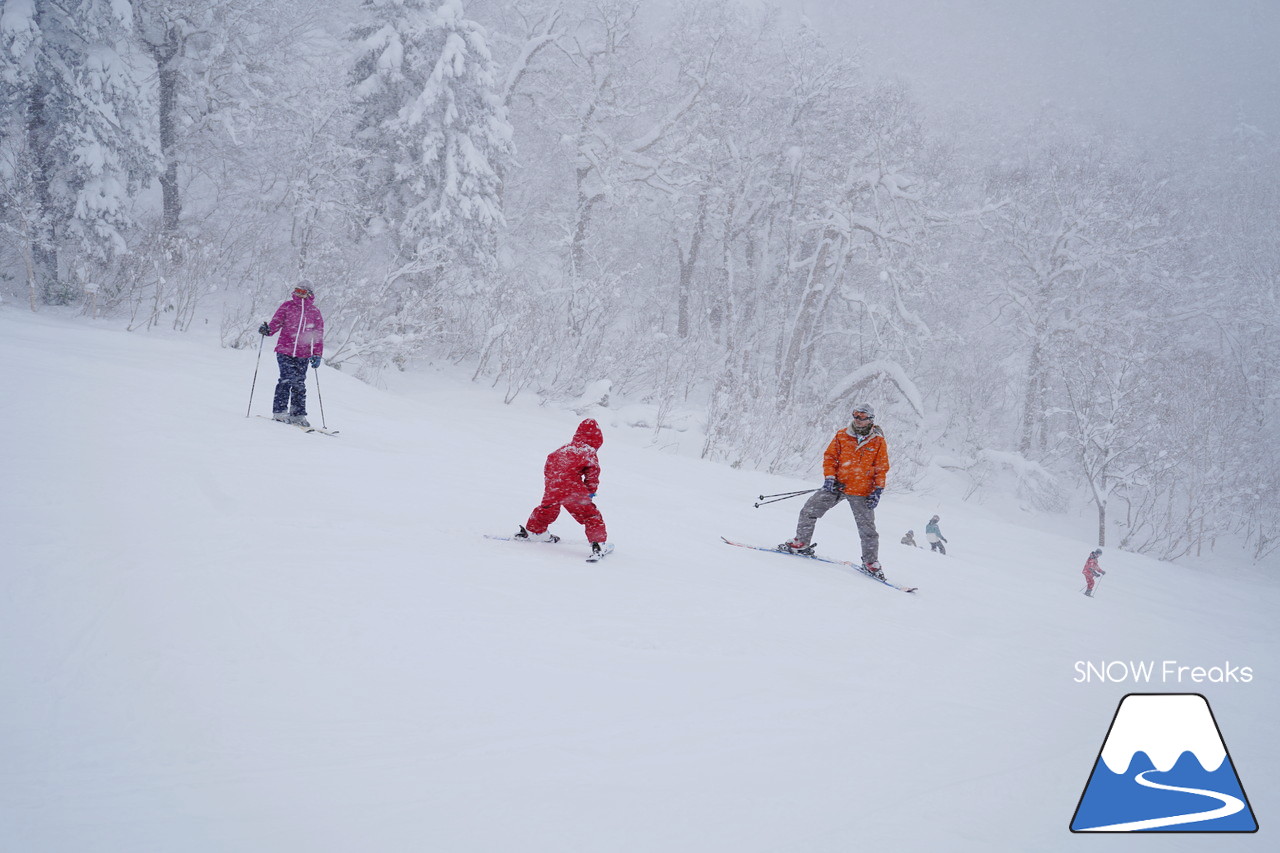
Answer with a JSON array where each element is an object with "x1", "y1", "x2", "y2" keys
[{"x1": 1, "y1": 309, "x2": 1275, "y2": 852}]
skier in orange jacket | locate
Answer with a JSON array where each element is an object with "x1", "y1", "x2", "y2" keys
[{"x1": 779, "y1": 403, "x2": 889, "y2": 577}]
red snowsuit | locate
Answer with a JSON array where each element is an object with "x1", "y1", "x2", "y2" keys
[
  {"x1": 1083, "y1": 554, "x2": 1105, "y2": 593},
  {"x1": 525, "y1": 419, "x2": 607, "y2": 543}
]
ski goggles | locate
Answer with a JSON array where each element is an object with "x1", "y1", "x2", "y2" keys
[
  {"x1": 852, "y1": 411, "x2": 874, "y2": 421},
  {"x1": 293, "y1": 286, "x2": 314, "y2": 299}
]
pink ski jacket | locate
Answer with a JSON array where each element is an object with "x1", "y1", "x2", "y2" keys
[{"x1": 268, "y1": 294, "x2": 324, "y2": 358}]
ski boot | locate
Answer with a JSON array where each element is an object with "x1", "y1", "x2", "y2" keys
[
  {"x1": 863, "y1": 560, "x2": 886, "y2": 580},
  {"x1": 514, "y1": 525, "x2": 559, "y2": 543},
  {"x1": 777, "y1": 538, "x2": 815, "y2": 556}
]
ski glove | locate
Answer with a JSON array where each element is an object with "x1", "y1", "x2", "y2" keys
[
  {"x1": 822, "y1": 476, "x2": 841, "y2": 493},
  {"x1": 309, "y1": 356, "x2": 321, "y2": 368},
  {"x1": 258, "y1": 322, "x2": 271, "y2": 336},
  {"x1": 865, "y1": 487, "x2": 883, "y2": 510}
]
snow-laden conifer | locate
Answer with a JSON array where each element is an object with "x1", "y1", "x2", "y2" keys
[
  {"x1": 349, "y1": 0, "x2": 512, "y2": 270},
  {"x1": 0, "y1": 0, "x2": 158, "y2": 302}
]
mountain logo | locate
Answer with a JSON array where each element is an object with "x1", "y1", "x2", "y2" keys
[{"x1": 1070, "y1": 693, "x2": 1258, "y2": 832}]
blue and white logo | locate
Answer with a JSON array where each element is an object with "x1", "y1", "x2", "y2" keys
[{"x1": 1071, "y1": 693, "x2": 1257, "y2": 832}]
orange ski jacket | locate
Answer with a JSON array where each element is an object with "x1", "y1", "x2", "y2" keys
[{"x1": 822, "y1": 425, "x2": 889, "y2": 497}]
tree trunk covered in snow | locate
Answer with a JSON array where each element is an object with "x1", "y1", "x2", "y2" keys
[
  {"x1": 1019, "y1": 329, "x2": 1048, "y2": 456},
  {"x1": 571, "y1": 159, "x2": 605, "y2": 277},
  {"x1": 26, "y1": 87, "x2": 60, "y2": 301},
  {"x1": 674, "y1": 188, "x2": 709, "y2": 339},
  {"x1": 1096, "y1": 471, "x2": 1107, "y2": 547},
  {"x1": 778, "y1": 227, "x2": 842, "y2": 405},
  {"x1": 154, "y1": 40, "x2": 181, "y2": 235}
]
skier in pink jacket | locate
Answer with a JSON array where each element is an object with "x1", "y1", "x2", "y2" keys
[
  {"x1": 1082, "y1": 549, "x2": 1105, "y2": 597},
  {"x1": 258, "y1": 280, "x2": 324, "y2": 427}
]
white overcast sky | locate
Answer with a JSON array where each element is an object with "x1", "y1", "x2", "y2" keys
[{"x1": 794, "y1": 0, "x2": 1280, "y2": 139}]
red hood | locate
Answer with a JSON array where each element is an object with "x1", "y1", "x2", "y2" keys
[{"x1": 573, "y1": 418, "x2": 603, "y2": 449}]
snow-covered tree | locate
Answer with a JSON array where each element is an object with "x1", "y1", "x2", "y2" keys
[
  {"x1": 980, "y1": 133, "x2": 1177, "y2": 457},
  {"x1": 0, "y1": 0, "x2": 158, "y2": 302},
  {"x1": 131, "y1": 0, "x2": 281, "y2": 236},
  {"x1": 349, "y1": 0, "x2": 513, "y2": 271}
]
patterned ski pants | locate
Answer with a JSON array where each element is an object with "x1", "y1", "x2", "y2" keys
[
  {"x1": 795, "y1": 489, "x2": 880, "y2": 566},
  {"x1": 273, "y1": 353, "x2": 309, "y2": 416}
]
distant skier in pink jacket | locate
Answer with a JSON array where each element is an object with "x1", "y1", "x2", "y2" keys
[
  {"x1": 258, "y1": 280, "x2": 324, "y2": 427},
  {"x1": 1082, "y1": 549, "x2": 1105, "y2": 597}
]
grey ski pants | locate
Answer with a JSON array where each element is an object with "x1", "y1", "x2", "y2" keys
[{"x1": 795, "y1": 489, "x2": 880, "y2": 565}]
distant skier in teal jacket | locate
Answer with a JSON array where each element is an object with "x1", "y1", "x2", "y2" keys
[{"x1": 925, "y1": 515, "x2": 947, "y2": 554}]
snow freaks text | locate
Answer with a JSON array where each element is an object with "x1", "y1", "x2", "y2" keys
[{"x1": 1074, "y1": 661, "x2": 1254, "y2": 684}]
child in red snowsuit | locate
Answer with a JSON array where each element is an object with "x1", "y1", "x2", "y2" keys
[
  {"x1": 516, "y1": 419, "x2": 608, "y2": 553},
  {"x1": 1082, "y1": 549, "x2": 1105, "y2": 597}
]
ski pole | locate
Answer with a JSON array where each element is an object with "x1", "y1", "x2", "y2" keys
[
  {"x1": 758, "y1": 489, "x2": 815, "y2": 500},
  {"x1": 754, "y1": 489, "x2": 817, "y2": 508},
  {"x1": 246, "y1": 333, "x2": 265, "y2": 417},
  {"x1": 313, "y1": 360, "x2": 327, "y2": 429}
]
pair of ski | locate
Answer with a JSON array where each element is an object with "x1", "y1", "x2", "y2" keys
[
  {"x1": 486, "y1": 533, "x2": 912, "y2": 587},
  {"x1": 257, "y1": 414, "x2": 339, "y2": 436},
  {"x1": 484, "y1": 534, "x2": 615, "y2": 563},
  {"x1": 721, "y1": 537, "x2": 918, "y2": 593}
]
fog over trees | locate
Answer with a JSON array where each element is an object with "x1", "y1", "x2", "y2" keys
[{"x1": 2, "y1": 0, "x2": 1276, "y2": 562}]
